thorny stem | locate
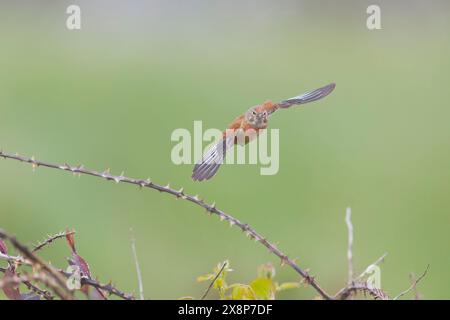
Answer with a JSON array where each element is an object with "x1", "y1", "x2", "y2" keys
[
  {"x1": 0, "y1": 229, "x2": 73, "y2": 300},
  {"x1": 32, "y1": 230, "x2": 75, "y2": 253},
  {"x1": 0, "y1": 231, "x2": 134, "y2": 300},
  {"x1": 57, "y1": 270, "x2": 134, "y2": 300},
  {"x1": 0, "y1": 267, "x2": 54, "y2": 300},
  {"x1": 0, "y1": 150, "x2": 333, "y2": 300},
  {"x1": 334, "y1": 282, "x2": 388, "y2": 300}
]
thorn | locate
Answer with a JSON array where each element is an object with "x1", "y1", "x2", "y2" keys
[
  {"x1": 102, "y1": 168, "x2": 111, "y2": 179},
  {"x1": 219, "y1": 215, "x2": 226, "y2": 221},
  {"x1": 229, "y1": 220, "x2": 235, "y2": 227},
  {"x1": 176, "y1": 187, "x2": 185, "y2": 199},
  {"x1": 59, "y1": 163, "x2": 70, "y2": 170},
  {"x1": 193, "y1": 195, "x2": 200, "y2": 202},
  {"x1": 305, "y1": 274, "x2": 314, "y2": 286},
  {"x1": 206, "y1": 202, "x2": 215, "y2": 215},
  {"x1": 30, "y1": 156, "x2": 38, "y2": 171},
  {"x1": 114, "y1": 173, "x2": 124, "y2": 183},
  {"x1": 71, "y1": 165, "x2": 82, "y2": 177},
  {"x1": 165, "y1": 183, "x2": 171, "y2": 189},
  {"x1": 280, "y1": 256, "x2": 289, "y2": 267}
]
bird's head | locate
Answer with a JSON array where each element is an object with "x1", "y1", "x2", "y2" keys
[{"x1": 245, "y1": 106, "x2": 269, "y2": 129}]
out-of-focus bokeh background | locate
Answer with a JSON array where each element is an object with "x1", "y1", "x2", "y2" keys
[{"x1": 1, "y1": 0, "x2": 449, "y2": 299}]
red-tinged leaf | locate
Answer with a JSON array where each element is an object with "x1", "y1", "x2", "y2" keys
[
  {"x1": 65, "y1": 231, "x2": 91, "y2": 278},
  {"x1": 65, "y1": 231, "x2": 102, "y2": 299},
  {"x1": 65, "y1": 230, "x2": 77, "y2": 253},
  {"x1": 0, "y1": 238, "x2": 7, "y2": 254},
  {"x1": 69, "y1": 253, "x2": 92, "y2": 279},
  {"x1": 2, "y1": 269, "x2": 21, "y2": 300}
]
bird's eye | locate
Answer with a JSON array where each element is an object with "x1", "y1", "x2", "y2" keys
[{"x1": 252, "y1": 111, "x2": 257, "y2": 116}]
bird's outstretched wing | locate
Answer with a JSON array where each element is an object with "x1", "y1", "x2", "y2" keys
[
  {"x1": 276, "y1": 82, "x2": 336, "y2": 109},
  {"x1": 192, "y1": 135, "x2": 235, "y2": 181}
]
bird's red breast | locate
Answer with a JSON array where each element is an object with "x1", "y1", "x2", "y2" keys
[{"x1": 222, "y1": 100, "x2": 275, "y2": 145}]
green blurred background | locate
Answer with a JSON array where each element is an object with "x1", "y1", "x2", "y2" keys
[{"x1": 1, "y1": 0, "x2": 449, "y2": 299}]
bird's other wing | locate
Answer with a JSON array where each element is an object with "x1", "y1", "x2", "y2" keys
[
  {"x1": 191, "y1": 135, "x2": 235, "y2": 181},
  {"x1": 277, "y1": 82, "x2": 336, "y2": 109}
]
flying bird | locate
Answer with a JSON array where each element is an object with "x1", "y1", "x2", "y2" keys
[{"x1": 192, "y1": 82, "x2": 336, "y2": 181}]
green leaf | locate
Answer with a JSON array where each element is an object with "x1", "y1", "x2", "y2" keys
[
  {"x1": 213, "y1": 277, "x2": 227, "y2": 291},
  {"x1": 197, "y1": 274, "x2": 214, "y2": 282},
  {"x1": 231, "y1": 284, "x2": 256, "y2": 300},
  {"x1": 277, "y1": 282, "x2": 301, "y2": 291},
  {"x1": 250, "y1": 277, "x2": 275, "y2": 300}
]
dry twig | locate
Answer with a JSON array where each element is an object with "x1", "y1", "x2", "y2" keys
[
  {"x1": 345, "y1": 207, "x2": 354, "y2": 285},
  {"x1": 200, "y1": 261, "x2": 228, "y2": 300},
  {"x1": 393, "y1": 265, "x2": 429, "y2": 300},
  {"x1": 130, "y1": 228, "x2": 144, "y2": 300}
]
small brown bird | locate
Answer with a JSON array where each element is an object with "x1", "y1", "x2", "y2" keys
[{"x1": 192, "y1": 83, "x2": 336, "y2": 181}]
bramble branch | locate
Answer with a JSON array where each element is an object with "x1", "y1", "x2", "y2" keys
[
  {"x1": 0, "y1": 228, "x2": 134, "y2": 300},
  {"x1": 0, "y1": 150, "x2": 332, "y2": 300},
  {"x1": 32, "y1": 230, "x2": 75, "y2": 253},
  {"x1": 0, "y1": 229, "x2": 73, "y2": 300}
]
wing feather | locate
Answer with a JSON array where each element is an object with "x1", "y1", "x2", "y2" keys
[
  {"x1": 277, "y1": 83, "x2": 336, "y2": 109},
  {"x1": 192, "y1": 135, "x2": 235, "y2": 181}
]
